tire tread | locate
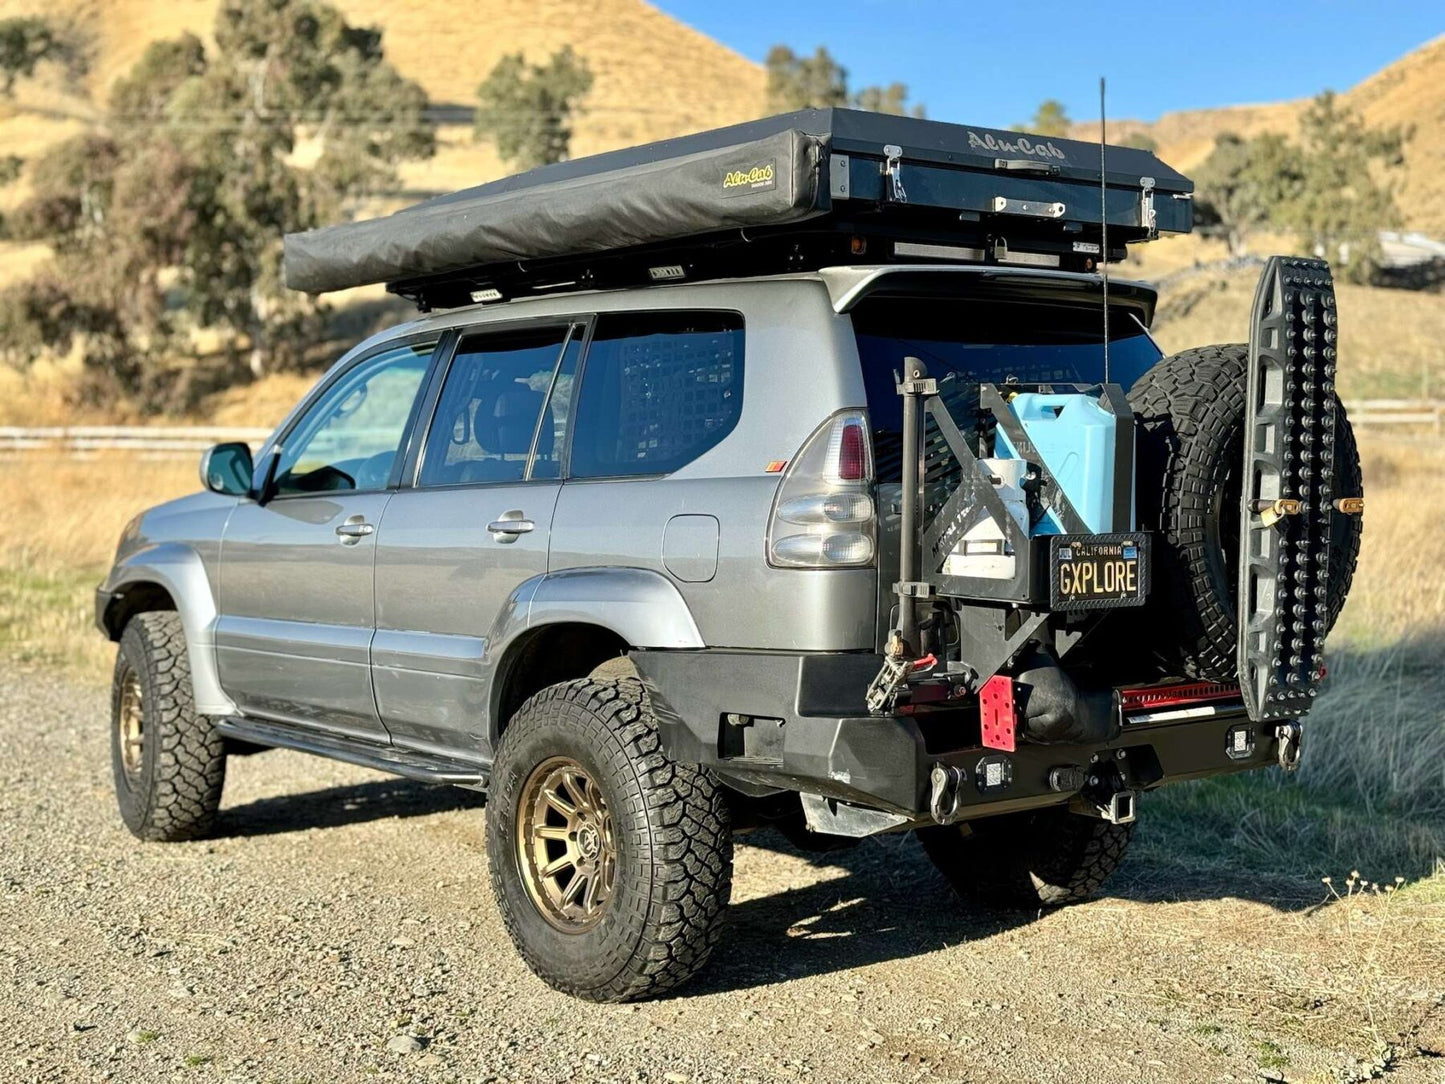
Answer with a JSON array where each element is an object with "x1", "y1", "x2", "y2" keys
[
  {"x1": 113, "y1": 611, "x2": 225, "y2": 842},
  {"x1": 487, "y1": 678, "x2": 732, "y2": 1002},
  {"x1": 919, "y1": 808, "x2": 1133, "y2": 909}
]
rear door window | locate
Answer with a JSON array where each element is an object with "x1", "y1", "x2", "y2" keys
[
  {"x1": 569, "y1": 311, "x2": 743, "y2": 479},
  {"x1": 418, "y1": 325, "x2": 571, "y2": 486}
]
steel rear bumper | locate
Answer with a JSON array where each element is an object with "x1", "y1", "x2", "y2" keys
[{"x1": 633, "y1": 649, "x2": 1277, "y2": 821}]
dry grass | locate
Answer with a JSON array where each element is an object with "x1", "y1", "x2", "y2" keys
[
  {"x1": 0, "y1": 0, "x2": 767, "y2": 210},
  {"x1": 1136, "y1": 438, "x2": 1445, "y2": 881},
  {"x1": 1147, "y1": 263, "x2": 1445, "y2": 400},
  {"x1": 0, "y1": 455, "x2": 196, "y2": 675}
]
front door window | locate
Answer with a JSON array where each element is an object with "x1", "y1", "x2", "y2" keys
[{"x1": 274, "y1": 340, "x2": 435, "y2": 496}]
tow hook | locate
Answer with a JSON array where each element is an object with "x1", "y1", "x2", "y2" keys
[
  {"x1": 1275, "y1": 721, "x2": 1304, "y2": 772},
  {"x1": 929, "y1": 763, "x2": 966, "y2": 824}
]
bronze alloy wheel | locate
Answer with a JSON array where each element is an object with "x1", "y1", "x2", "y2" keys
[
  {"x1": 116, "y1": 662, "x2": 145, "y2": 786},
  {"x1": 516, "y1": 756, "x2": 616, "y2": 932},
  {"x1": 486, "y1": 678, "x2": 732, "y2": 1000}
]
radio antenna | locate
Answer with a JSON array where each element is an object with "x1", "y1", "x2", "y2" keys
[{"x1": 1100, "y1": 76, "x2": 1110, "y2": 384}]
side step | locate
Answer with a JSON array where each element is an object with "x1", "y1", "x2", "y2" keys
[
  {"x1": 1237, "y1": 256, "x2": 1338, "y2": 723},
  {"x1": 215, "y1": 717, "x2": 489, "y2": 789}
]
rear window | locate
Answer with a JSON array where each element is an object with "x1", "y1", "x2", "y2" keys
[
  {"x1": 570, "y1": 310, "x2": 743, "y2": 479},
  {"x1": 853, "y1": 296, "x2": 1161, "y2": 482}
]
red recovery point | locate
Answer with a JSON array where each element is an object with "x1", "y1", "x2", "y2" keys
[{"x1": 979, "y1": 675, "x2": 1017, "y2": 752}]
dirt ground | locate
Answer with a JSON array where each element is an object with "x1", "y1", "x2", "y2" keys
[{"x1": 1, "y1": 671, "x2": 1441, "y2": 1084}]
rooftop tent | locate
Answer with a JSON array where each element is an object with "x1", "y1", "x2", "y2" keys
[{"x1": 282, "y1": 108, "x2": 1193, "y2": 309}]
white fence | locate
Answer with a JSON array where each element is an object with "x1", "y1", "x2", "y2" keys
[
  {"x1": 0, "y1": 425, "x2": 272, "y2": 455},
  {"x1": 1, "y1": 402, "x2": 1441, "y2": 457},
  {"x1": 1343, "y1": 399, "x2": 1445, "y2": 434}
]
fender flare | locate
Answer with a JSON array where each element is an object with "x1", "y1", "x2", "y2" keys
[
  {"x1": 527, "y1": 567, "x2": 705, "y2": 649},
  {"x1": 100, "y1": 543, "x2": 237, "y2": 717},
  {"x1": 483, "y1": 567, "x2": 705, "y2": 736}
]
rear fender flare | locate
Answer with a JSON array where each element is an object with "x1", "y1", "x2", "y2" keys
[
  {"x1": 527, "y1": 567, "x2": 705, "y2": 649},
  {"x1": 483, "y1": 567, "x2": 705, "y2": 737}
]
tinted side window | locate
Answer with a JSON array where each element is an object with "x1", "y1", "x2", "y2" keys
[
  {"x1": 274, "y1": 340, "x2": 435, "y2": 496},
  {"x1": 418, "y1": 325, "x2": 568, "y2": 487},
  {"x1": 570, "y1": 311, "x2": 743, "y2": 479},
  {"x1": 530, "y1": 327, "x2": 584, "y2": 481}
]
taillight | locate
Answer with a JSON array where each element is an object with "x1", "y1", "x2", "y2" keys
[
  {"x1": 836, "y1": 420, "x2": 867, "y2": 480},
  {"x1": 767, "y1": 410, "x2": 876, "y2": 568}
]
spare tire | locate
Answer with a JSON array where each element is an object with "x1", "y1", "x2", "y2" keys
[{"x1": 1127, "y1": 344, "x2": 1362, "y2": 682}]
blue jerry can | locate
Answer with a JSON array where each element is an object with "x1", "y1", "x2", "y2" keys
[{"x1": 995, "y1": 392, "x2": 1131, "y2": 535}]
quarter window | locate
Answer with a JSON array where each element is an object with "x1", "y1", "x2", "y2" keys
[
  {"x1": 569, "y1": 311, "x2": 744, "y2": 479},
  {"x1": 274, "y1": 340, "x2": 435, "y2": 496}
]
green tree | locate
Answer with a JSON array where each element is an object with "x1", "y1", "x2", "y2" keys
[
  {"x1": 0, "y1": 16, "x2": 88, "y2": 96},
  {"x1": 1, "y1": 0, "x2": 434, "y2": 403},
  {"x1": 1, "y1": 134, "x2": 191, "y2": 403},
  {"x1": 1192, "y1": 92, "x2": 1406, "y2": 279},
  {"x1": 765, "y1": 45, "x2": 848, "y2": 111},
  {"x1": 1192, "y1": 132, "x2": 1306, "y2": 256},
  {"x1": 852, "y1": 81, "x2": 925, "y2": 119},
  {"x1": 474, "y1": 47, "x2": 593, "y2": 172},
  {"x1": 765, "y1": 45, "x2": 923, "y2": 116},
  {"x1": 108, "y1": 33, "x2": 206, "y2": 119},
  {"x1": 1289, "y1": 90, "x2": 1406, "y2": 281},
  {"x1": 1014, "y1": 99, "x2": 1070, "y2": 137},
  {"x1": 1119, "y1": 131, "x2": 1157, "y2": 152}
]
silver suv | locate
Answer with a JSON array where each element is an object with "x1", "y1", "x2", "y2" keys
[{"x1": 97, "y1": 261, "x2": 1360, "y2": 1001}]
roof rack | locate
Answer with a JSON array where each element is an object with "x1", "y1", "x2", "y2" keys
[{"x1": 283, "y1": 108, "x2": 1194, "y2": 312}]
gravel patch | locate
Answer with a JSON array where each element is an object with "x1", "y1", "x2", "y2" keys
[{"x1": 0, "y1": 671, "x2": 1439, "y2": 1083}]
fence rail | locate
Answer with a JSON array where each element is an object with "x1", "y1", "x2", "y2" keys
[
  {"x1": 1, "y1": 401, "x2": 1442, "y2": 456},
  {"x1": 1342, "y1": 399, "x2": 1445, "y2": 433},
  {"x1": 0, "y1": 425, "x2": 272, "y2": 455}
]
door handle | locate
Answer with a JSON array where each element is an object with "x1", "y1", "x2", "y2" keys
[
  {"x1": 335, "y1": 518, "x2": 375, "y2": 543},
  {"x1": 487, "y1": 511, "x2": 535, "y2": 543}
]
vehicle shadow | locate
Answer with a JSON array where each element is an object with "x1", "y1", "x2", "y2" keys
[
  {"x1": 692, "y1": 829, "x2": 1031, "y2": 995},
  {"x1": 690, "y1": 825, "x2": 1326, "y2": 996},
  {"x1": 217, "y1": 777, "x2": 484, "y2": 837}
]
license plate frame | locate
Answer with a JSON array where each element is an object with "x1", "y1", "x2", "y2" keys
[{"x1": 1049, "y1": 533, "x2": 1150, "y2": 611}]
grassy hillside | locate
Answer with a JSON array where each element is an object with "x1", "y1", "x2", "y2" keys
[
  {"x1": 1128, "y1": 235, "x2": 1445, "y2": 400},
  {"x1": 1072, "y1": 35, "x2": 1445, "y2": 236},
  {"x1": 0, "y1": 0, "x2": 765, "y2": 200}
]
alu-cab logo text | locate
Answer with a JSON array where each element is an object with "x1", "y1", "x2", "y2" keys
[{"x1": 723, "y1": 161, "x2": 776, "y2": 193}]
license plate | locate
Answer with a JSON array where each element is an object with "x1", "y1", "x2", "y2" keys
[{"x1": 1049, "y1": 533, "x2": 1150, "y2": 610}]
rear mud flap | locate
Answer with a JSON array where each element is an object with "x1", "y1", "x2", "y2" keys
[{"x1": 1237, "y1": 256, "x2": 1338, "y2": 723}]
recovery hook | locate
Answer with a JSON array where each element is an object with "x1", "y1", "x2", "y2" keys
[
  {"x1": 929, "y1": 763, "x2": 966, "y2": 824},
  {"x1": 1275, "y1": 720, "x2": 1304, "y2": 772}
]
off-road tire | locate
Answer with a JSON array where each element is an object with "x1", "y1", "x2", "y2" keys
[
  {"x1": 1127, "y1": 344, "x2": 1362, "y2": 681},
  {"x1": 111, "y1": 612, "x2": 226, "y2": 841},
  {"x1": 918, "y1": 806, "x2": 1133, "y2": 908},
  {"x1": 486, "y1": 678, "x2": 732, "y2": 1002}
]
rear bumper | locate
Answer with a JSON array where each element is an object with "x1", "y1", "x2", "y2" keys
[{"x1": 633, "y1": 649, "x2": 1276, "y2": 820}]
